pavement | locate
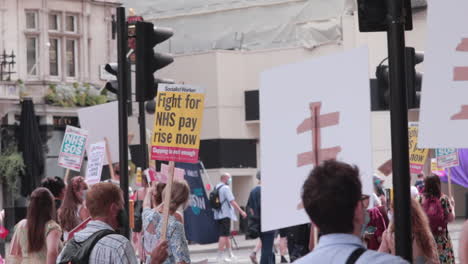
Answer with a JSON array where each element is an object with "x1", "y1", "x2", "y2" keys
[{"x1": 189, "y1": 218, "x2": 467, "y2": 264}]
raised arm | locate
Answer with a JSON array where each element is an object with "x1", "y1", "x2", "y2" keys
[
  {"x1": 230, "y1": 200, "x2": 247, "y2": 218},
  {"x1": 46, "y1": 228, "x2": 61, "y2": 264}
]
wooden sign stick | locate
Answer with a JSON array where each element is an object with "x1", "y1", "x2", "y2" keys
[
  {"x1": 447, "y1": 169, "x2": 453, "y2": 198},
  {"x1": 64, "y1": 169, "x2": 71, "y2": 185},
  {"x1": 161, "y1": 161, "x2": 175, "y2": 240},
  {"x1": 104, "y1": 137, "x2": 115, "y2": 180}
]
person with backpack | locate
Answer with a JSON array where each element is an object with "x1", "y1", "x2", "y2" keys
[
  {"x1": 420, "y1": 175, "x2": 456, "y2": 264},
  {"x1": 295, "y1": 160, "x2": 408, "y2": 264},
  {"x1": 379, "y1": 199, "x2": 439, "y2": 263},
  {"x1": 211, "y1": 173, "x2": 247, "y2": 263},
  {"x1": 56, "y1": 182, "x2": 169, "y2": 264}
]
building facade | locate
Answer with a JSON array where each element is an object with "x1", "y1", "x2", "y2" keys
[{"x1": 0, "y1": 0, "x2": 120, "y2": 208}]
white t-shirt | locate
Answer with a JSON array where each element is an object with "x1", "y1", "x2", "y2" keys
[
  {"x1": 371, "y1": 193, "x2": 382, "y2": 207},
  {"x1": 213, "y1": 183, "x2": 237, "y2": 221}
]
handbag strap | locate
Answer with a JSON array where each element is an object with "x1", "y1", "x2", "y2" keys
[{"x1": 345, "y1": 247, "x2": 366, "y2": 264}]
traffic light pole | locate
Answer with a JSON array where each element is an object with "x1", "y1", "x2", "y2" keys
[
  {"x1": 386, "y1": 0, "x2": 412, "y2": 261},
  {"x1": 116, "y1": 7, "x2": 130, "y2": 239},
  {"x1": 139, "y1": 101, "x2": 148, "y2": 170}
]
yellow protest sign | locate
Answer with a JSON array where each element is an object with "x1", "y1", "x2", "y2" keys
[
  {"x1": 151, "y1": 84, "x2": 205, "y2": 163},
  {"x1": 408, "y1": 123, "x2": 429, "y2": 174}
]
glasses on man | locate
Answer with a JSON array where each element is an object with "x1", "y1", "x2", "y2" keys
[{"x1": 361, "y1": 194, "x2": 370, "y2": 208}]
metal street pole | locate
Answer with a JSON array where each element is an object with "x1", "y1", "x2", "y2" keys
[
  {"x1": 386, "y1": 0, "x2": 412, "y2": 261},
  {"x1": 139, "y1": 101, "x2": 148, "y2": 170},
  {"x1": 116, "y1": 7, "x2": 130, "y2": 239}
]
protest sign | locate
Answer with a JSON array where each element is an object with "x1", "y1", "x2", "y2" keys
[
  {"x1": 176, "y1": 162, "x2": 219, "y2": 244},
  {"x1": 436, "y1": 148, "x2": 459, "y2": 197},
  {"x1": 260, "y1": 47, "x2": 373, "y2": 231},
  {"x1": 436, "y1": 148, "x2": 459, "y2": 168},
  {"x1": 418, "y1": 0, "x2": 468, "y2": 148},
  {"x1": 408, "y1": 123, "x2": 429, "y2": 174},
  {"x1": 85, "y1": 141, "x2": 106, "y2": 185},
  {"x1": 160, "y1": 163, "x2": 185, "y2": 183},
  {"x1": 431, "y1": 158, "x2": 445, "y2": 177},
  {"x1": 58, "y1": 126, "x2": 89, "y2": 172},
  {"x1": 78, "y1": 102, "x2": 132, "y2": 167},
  {"x1": 151, "y1": 84, "x2": 205, "y2": 164}
]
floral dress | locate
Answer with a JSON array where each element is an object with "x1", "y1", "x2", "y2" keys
[
  {"x1": 142, "y1": 208, "x2": 190, "y2": 264},
  {"x1": 434, "y1": 196, "x2": 455, "y2": 264}
]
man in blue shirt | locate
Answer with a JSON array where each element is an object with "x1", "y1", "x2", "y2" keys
[
  {"x1": 214, "y1": 173, "x2": 247, "y2": 262},
  {"x1": 296, "y1": 160, "x2": 409, "y2": 264}
]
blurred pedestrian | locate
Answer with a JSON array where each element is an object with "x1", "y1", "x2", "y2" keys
[
  {"x1": 58, "y1": 176, "x2": 90, "y2": 241},
  {"x1": 9, "y1": 188, "x2": 62, "y2": 264},
  {"x1": 371, "y1": 175, "x2": 386, "y2": 207},
  {"x1": 363, "y1": 199, "x2": 388, "y2": 250},
  {"x1": 213, "y1": 173, "x2": 247, "y2": 262},
  {"x1": 246, "y1": 171, "x2": 275, "y2": 264},
  {"x1": 459, "y1": 220, "x2": 468, "y2": 264},
  {"x1": 286, "y1": 223, "x2": 310, "y2": 262},
  {"x1": 142, "y1": 180, "x2": 191, "y2": 264},
  {"x1": 415, "y1": 173, "x2": 425, "y2": 193},
  {"x1": 276, "y1": 229, "x2": 289, "y2": 263},
  {"x1": 133, "y1": 174, "x2": 150, "y2": 262},
  {"x1": 296, "y1": 160, "x2": 408, "y2": 264},
  {"x1": 379, "y1": 199, "x2": 439, "y2": 263},
  {"x1": 420, "y1": 175, "x2": 455, "y2": 264},
  {"x1": 41, "y1": 176, "x2": 66, "y2": 210}
]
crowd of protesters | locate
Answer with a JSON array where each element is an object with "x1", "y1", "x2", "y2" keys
[{"x1": 3, "y1": 159, "x2": 467, "y2": 264}]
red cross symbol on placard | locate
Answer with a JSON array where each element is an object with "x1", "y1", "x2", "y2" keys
[
  {"x1": 451, "y1": 38, "x2": 468, "y2": 120},
  {"x1": 296, "y1": 102, "x2": 342, "y2": 167}
]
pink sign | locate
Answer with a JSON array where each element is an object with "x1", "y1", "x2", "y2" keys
[{"x1": 158, "y1": 164, "x2": 185, "y2": 183}]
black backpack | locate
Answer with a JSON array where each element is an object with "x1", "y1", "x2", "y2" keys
[
  {"x1": 209, "y1": 184, "x2": 225, "y2": 210},
  {"x1": 58, "y1": 229, "x2": 116, "y2": 264}
]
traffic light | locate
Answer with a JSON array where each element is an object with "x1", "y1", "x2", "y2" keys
[
  {"x1": 405, "y1": 47, "x2": 424, "y2": 109},
  {"x1": 145, "y1": 78, "x2": 175, "y2": 114},
  {"x1": 135, "y1": 21, "x2": 174, "y2": 102},
  {"x1": 375, "y1": 64, "x2": 390, "y2": 110},
  {"x1": 104, "y1": 63, "x2": 118, "y2": 94}
]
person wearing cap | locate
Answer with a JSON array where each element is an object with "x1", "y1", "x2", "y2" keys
[{"x1": 371, "y1": 175, "x2": 386, "y2": 208}]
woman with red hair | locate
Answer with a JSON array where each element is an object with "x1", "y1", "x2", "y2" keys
[{"x1": 57, "y1": 176, "x2": 90, "y2": 240}]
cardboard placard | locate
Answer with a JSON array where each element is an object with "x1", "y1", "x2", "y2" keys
[
  {"x1": 160, "y1": 163, "x2": 185, "y2": 183},
  {"x1": 151, "y1": 84, "x2": 205, "y2": 164},
  {"x1": 85, "y1": 141, "x2": 106, "y2": 185},
  {"x1": 78, "y1": 102, "x2": 118, "y2": 166},
  {"x1": 58, "y1": 125, "x2": 89, "y2": 171},
  {"x1": 408, "y1": 123, "x2": 429, "y2": 174},
  {"x1": 436, "y1": 148, "x2": 459, "y2": 168},
  {"x1": 260, "y1": 47, "x2": 373, "y2": 231}
]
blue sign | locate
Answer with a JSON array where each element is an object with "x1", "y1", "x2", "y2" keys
[{"x1": 176, "y1": 162, "x2": 219, "y2": 244}]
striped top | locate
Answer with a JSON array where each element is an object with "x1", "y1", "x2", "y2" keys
[{"x1": 56, "y1": 220, "x2": 138, "y2": 264}]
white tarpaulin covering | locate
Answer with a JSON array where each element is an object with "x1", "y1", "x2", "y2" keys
[
  {"x1": 124, "y1": 0, "x2": 354, "y2": 54},
  {"x1": 122, "y1": 0, "x2": 426, "y2": 55}
]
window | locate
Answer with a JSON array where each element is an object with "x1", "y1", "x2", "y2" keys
[
  {"x1": 49, "y1": 13, "x2": 61, "y2": 31},
  {"x1": 26, "y1": 37, "x2": 38, "y2": 76},
  {"x1": 66, "y1": 39, "x2": 77, "y2": 77},
  {"x1": 25, "y1": 11, "x2": 37, "y2": 30},
  {"x1": 65, "y1": 15, "x2": 77, "y2": 33},
  {"x1": 49, "y1": 38, "x2": 60, "y2": 76}
]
